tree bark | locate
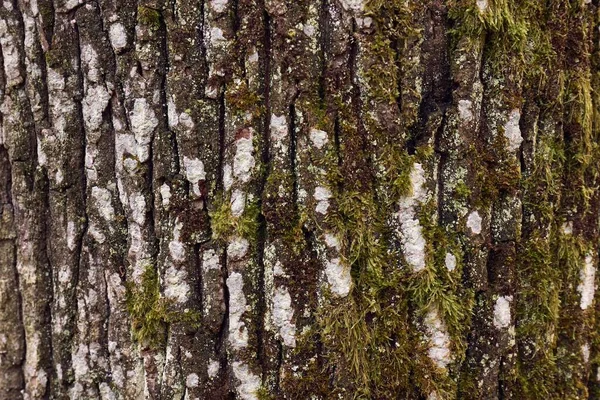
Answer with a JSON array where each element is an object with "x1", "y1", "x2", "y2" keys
[{"x1": 1, "y1": 0, "x2": 599, "y2": 399}]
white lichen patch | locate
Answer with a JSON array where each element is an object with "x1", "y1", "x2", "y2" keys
[
  {"x1": 211, "y1": 0, "x2": 228, "y2": 13},
  {"x1": 164, "y1": 264, "x2": 190, "y2": 303},
  {"x1": 129, "y1": 98, "x2": 158, "y2": 162},
  {"x1": 424, "y1": 308, "x2": 451, "y2": 369},
  {"x1": 169, "y1": 221, "x2": 186, "y2": 262},
  {"x1": 396, "y1": 163, "x2": 427, "y2": 272},
  {"x1": 230, "y1": 189, "x2": 246, "y2": 217},
  {"x1": 109, "y1": 23, "x2": 127, "y2": 51},
  {"x1": 0, "y1": 20, "x2": 23, "y2": 87},
  {"x1": 227, "y1": 272, "x2": 249, "y2": 349},
  {"x1": 325, "y1": 258, "x2": 352, "y2": 297},
  {"x1": 82, "y1": 85, "x2": 111, "y2": 132},
  {"x1": 466, "y1": 211, "x2": 482, "y2": 235},
  {"x1": 67, "y1": 221, "x2": 77, "y2": 251},
  {"x1": 324, "y1": 233, "x2": 341, "y2": 251},
  {"x1": 458, "y1": 100, "x2": 473, "y2": 122},
  {"x1": 582, "y1": 343, "x2": 590, "y2": 363},
  {"x1": 493, "y1": 295, "x2": 512, "y2": 329},
  {"x1": 186, "y1": 373, "x2": 199, "y2": 388},
  {"x1": 309, "y1": 128, "x2": 328, "y2": 149},
  {"x1": 130, "y1": 193, "x2": 146, "y2": 225},
  {"x1": 228, "y1": 237, "x2": 249, "y2": 261},
  {"x1": 314, "y1": 186, "x2": 332, "y2": 215},
  {"x1": 445, "y1": 253, "x2": 456, "y2": 272},
  {"x1": 202, "y1": 249, "x2": 221, "y2": 271},
  {"x1": 160, "y1": 183, "x2": 171, "y2": 206},
  {"x1": 209, "y1": 27, "x2": 226, "y2": 45},
  {"x1": 578, "y1": 253, "x2": 596, "y2": 310},
  {"x1": 476, "y1": 0, "x2": 488, "y2": 12},
  {"x1": 270, "y1": 114, "x2": 288, "y2": 149},
  {"x1": 183, "y1": 156, "x2": 206, "y2": 196},
  {"x1": 232, "y1": 362, "x2": 260, "y2": 400},
  {"x1": 503, "y1": 109, "x2": 523, "y2": 152},
  {"x1": 233, "y1": 135, "x2": 255, "y2": 183},
  {"x1": 208, "y1": 359, "x2": 220, "y2": 378},
  {"x1": 223, "y1": 164, "x2": 233, "y2": 190},
  {"x1": 92, "y1": 187, "x2": 115, "y2": 221},
  {"x1": 340, "y1": 0, "x2": 364, "y2": 12},
  {"x1": 272, "y1": 287, "x2": 296, "y2": 347}
]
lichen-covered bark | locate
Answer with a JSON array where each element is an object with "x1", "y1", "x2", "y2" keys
[{"x1": 1, "y1": 1, "x2": 600, "y2": 399}]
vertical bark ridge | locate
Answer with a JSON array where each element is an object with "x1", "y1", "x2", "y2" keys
[{"x1": 1, "y1": 1, "x2": 600, "y2": 399}]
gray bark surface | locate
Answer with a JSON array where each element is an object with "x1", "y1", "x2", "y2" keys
[{"x1": 1, "y1": 0, "x2": 600, "y2": 399}]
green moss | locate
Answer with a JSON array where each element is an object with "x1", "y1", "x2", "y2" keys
[
  {"x1": 126, "y1": 264, "x2": 200, "y2": 349},
  {"x1": 137, "y1": 6, "x2": 161, "y2": 30},
  {"x1": 209, "y1": 194, "x2": 260, "y2": 242}
]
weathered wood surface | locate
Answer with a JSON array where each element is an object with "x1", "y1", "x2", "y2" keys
[{"x1": 1, "y1": 0, "x2": 599, "y2": 399}]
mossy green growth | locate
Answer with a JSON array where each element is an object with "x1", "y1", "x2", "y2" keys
[
  {"x1": 126, "y1": 264, "x2": 200, "y2": 349},
  {"x1": 209, "y1": 194, "x2": 260, "y2": 242},
  {"x1": 137, "y1": 6, "x2": 161, "y2": 30}
]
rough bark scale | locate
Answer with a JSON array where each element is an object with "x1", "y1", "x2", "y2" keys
[{"x1": 0, "y1": 0, "x2": 599, "y2": 399}]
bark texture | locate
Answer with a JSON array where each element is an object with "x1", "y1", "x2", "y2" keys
[{"x1": 1, "y1": 0, "x2": 600, "y2": 399}]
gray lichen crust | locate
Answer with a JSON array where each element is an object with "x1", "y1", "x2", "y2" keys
[{"x1": 0, "y1": 0, "x2": 599, "y2": 399}]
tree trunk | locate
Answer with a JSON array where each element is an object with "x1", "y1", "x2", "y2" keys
[{"x1": 1, "y1": 0, "x2": 599, "y2": 399}]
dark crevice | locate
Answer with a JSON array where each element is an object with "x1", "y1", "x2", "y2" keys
[
  {"x1": 317, "y1": 0, "x2": 329, "y2": 107},
  {"x1": 256, "y1": 4, "x2": 272, "y2": 380}
]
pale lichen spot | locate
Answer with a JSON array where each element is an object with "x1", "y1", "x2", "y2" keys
[
  {"x1": 325, "y1": 258, "x2": 352, "y2": 297},
  {"x1": 211, "y1": 0, "x2": 228, "y2": 12},
  {"x1": 466, "y1": 210, "x2": 482, "y2": 235},
  {"x1": 314, "y1": 186, "x2": 332, "y2": 215},
  {"x1": 272, "y1": 287, "x2": 296, "y2": 347},
  {"x1": 233, "y1": 135, "x2": 255, "y2": 183},
  {"x1": 397, "y1": 163, "x2": 427, "y2": 272},
  {"x1": 223, "y1": 164, "x2": 234, "y2": 190},
  {"x1": 339, "y1": 0, "x2": 364, "y2": 12},
  {"x1": 270, "y1": 114, "x2": 288, "y2": 145},
  {"x1": 476, "y1": 0, "x2": 488, "y2": 12},
  {"x1": 503, "y1": 109, "x2": 523, "y2": 152},
  {"x1": 208, "y1": 359, "x2": 220, "y2": 378},
  {"x1": 424, "y1": 308, "x2": 451, "y2": 369},
  {"x1": 169, "y1": 221, "x2": 186, "y2": 262},
  {"x1": 92, "y1": 187, "x2": 115, "y2": 221},
  {"x1": 160, "y1": 183, "x2": 171, "y2": 206},
  {"x1": 67, "y1": 221, "x2": 77, "y2": 251},
  {"x1": 164, "y1": 264, "x2": 190, "y2": 303},
  {"x1": 309, "y1": 128, "x2": 328, "y2": 149},
  {"x1": 562, "y1": 221, "x2": 573, "y2": 235},
  {"x1": 458, "y1": 99, "x2": 473, "y2": 122},
  {"x1": 210, "y1": 27, "x2": 226, "y2": 46},
  {"x1": 227, "y1": 272, "x2": 249, "y2": 349},
  {"x1": 129, "y1": 98, "x2": 158, "y2": 162},
  {"x1": 186, "y1": 373, "x2": 199, "y2": 388},
  {"x1": 228, "y1": 237, "x2": 249, "y2": 261},
  {"x1": 202, "y1": 249, "x2": 221, "y2": 271},
  {"x1": 109, "y1": 23, "x2": 127, "y2": 51},
  {"x1": 578, "y1": 253, "x2": 595, "y2": 310},
  {"x1": 130, "y1": 193, "x2": 146, "y2": 225},
  {"x1": 324, "y1": 233, "x2": 340, "y2": 251},
  {"x1": 582, "y1": 343, "x2": 590, "y2": 363},
  {"x1": 232, "y1": 362, "x2": 260, "y2": 400},
  {"x1": 183, "y1": 156, "x2": 206, "y2": 196},
  {"x1": 230, "y1": 189, "x2": 246, "y2": 217},
  {"x1": 445, "y1": 253, "x2": 456, "y2": 272},
  {"x1": 493, "y1": 295, "x2": 512, "y2": 329}
]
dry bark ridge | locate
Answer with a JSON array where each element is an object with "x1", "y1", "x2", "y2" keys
[{"x1": 0, "y1": 0, "x2": 600, "y2": 399}]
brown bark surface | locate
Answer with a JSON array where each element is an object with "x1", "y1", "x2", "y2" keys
[{"x1": 1, "y1": 0, "x2": 600, "y2": 399}]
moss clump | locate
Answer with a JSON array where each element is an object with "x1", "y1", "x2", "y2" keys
[
  {"x1": 126, "y1": 264, "x2": 200, "y2": 349},
  {"x1": 209, "y1": 194, "x2": 260, "y2": 242},
  {"x1": 137, "y1": 6, "x2": 161, "y2": 30}
]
